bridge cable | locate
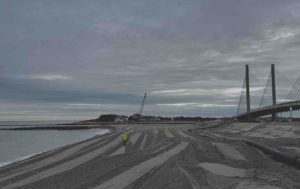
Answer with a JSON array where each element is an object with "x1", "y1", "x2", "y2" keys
[
  {"x1": 285, "y1": 75, "x2": 300, "y2": 100},
  {"x1": 292, "y1": 76, "x2": 300, "y2": 100},
  {"x1": 259, "y1": 72, "x2": 271, "y2": 107},
  {"x1": 275, "y1": 70, "x2": 294, "y2": 103},
  {"x1": 249, "y1": 70, "x2": 265, "y2": 107},
  {"x1": 293, "y1": 76, "x2": 300, "y2": 100},
  {"x1": 286, "y1": 75, "x2": 300, "y2": 101},
  {"x1": 274, "y1": 70, "x2": 294, "y2": 102},
  {"x1": 237, "y1": 77, "x2": 246, "y2": 115},
  {"x1": 260, "y1": 71, "x2": 274, "y2": 107}
]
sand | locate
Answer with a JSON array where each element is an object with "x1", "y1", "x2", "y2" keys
[
  {"x1": 198, "y1": 162, "x2": 247, "y2": 177},
  {"x1": 0, "y1": 122, "x2": 299, "y2": 189},
  {"x1": 213, "y1": 143, "x2": 248, "y2": 161}
]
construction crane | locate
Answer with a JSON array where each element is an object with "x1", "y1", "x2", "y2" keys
[
  {"x1": 139, "y1": 92, "x2": 147, "y2": 115},
  {"x1": 128, "y1": 93, "x2": 147, "y2": 122}
]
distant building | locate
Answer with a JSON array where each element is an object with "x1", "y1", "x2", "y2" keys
[
  {"x1": 97, "y1": 114, "x2": 128, "y2": 122},
  {"x1": 129, "y1": 114, "x2": 143, "y2": 122},
  {"x1": 114, "y1": 116, "x2": 128, "y2": 123},
  {"x1": 129, "y1": 114, "x2": 164, "y2": 122},
  {"x1": 153, "y1": 117, "x2": 161, "y2": 121}
]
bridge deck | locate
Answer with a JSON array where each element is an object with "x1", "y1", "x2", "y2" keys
[{"x1": 236, "y1": 100, "x2": 300, "y2": 120}]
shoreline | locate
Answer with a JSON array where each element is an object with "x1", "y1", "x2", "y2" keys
[
  {"x1": 0, "y1": 126, "x2": 114, "y2": 169},
  {"x1": 0, "y1": 121, "x2": 196, "y2": 131},
  {"x1": 0, "y1": 123, "x2": 116, "y2": 130}
]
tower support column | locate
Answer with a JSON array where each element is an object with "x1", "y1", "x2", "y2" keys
[
  {"x1": 271, "y1": 64, "x2": 277, "y2": 121},
  {"x1": 246, "y1": 65, "x2": 251, "y2": 120}
]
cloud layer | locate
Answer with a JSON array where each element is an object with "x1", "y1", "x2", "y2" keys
[{"x1": 1, "y1": 0, "x2": 300, "y2": 120}]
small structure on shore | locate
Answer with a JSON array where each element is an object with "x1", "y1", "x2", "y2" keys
[
  {"x1": 97, "y1": 114, "x2": 128, "y2": 122},
  {"x1": 114, "y1": 115, "x2": 128, "y2": 123}
]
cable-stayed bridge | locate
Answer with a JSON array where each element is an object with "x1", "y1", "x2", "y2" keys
[{"x1": 235, "y1": 64, "x2": 300, "y2": 121}]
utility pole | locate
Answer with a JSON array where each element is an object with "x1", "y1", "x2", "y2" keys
[
  {"x1": 271, "y1": 64, "x2": 277, "y2": 121},
  {"x1": 245, "y1": 65, "x2": 251, "y2": 120}
]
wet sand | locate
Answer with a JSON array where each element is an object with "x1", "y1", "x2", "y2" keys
[{"x1": 0, "y1": 122, "x2": 299, "y2": 189}]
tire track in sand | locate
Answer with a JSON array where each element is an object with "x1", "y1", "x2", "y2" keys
[
  {"x1": 108, "y1": 132, "x2": 142, "y2": 157},
  {"x1": 0, "y1": 133, "x2": 116, "y2": 183},
  {"x1": 139, "y1": 133, "x2": 148, "y2": 150},
  {"x1": 93, "y1": 142, "x2": 188, "y2": 189},
  {"x1": 164, "y1": 128, "x2": 174, "y2": 138},
  {"x1": 130, "y1": 132, "x2": 142, "y2": 146},
  {"x1": 176, "y1": 129, "x2": 196, "y2": 140},
  {"x1": 1, "y1": 136, "x2": 122, "y2": 189},
  {"x1": 178, "y1": 165, "x2": 201, "y2": 189}
]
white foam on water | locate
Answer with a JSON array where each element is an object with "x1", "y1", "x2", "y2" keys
[
  {"x1": 198, "y1": 162, "x2": 247, "y2": 177},
  {"x1": 96, "y1": 129, "x2": 111, "y2": 136},
  {"x1": 0, "y1": 153, "x2": 41, "y2": 168}
]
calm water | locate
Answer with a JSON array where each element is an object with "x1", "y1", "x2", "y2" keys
[{"x1": 0, "y1": 121, "x2": 110, "y2": 167}]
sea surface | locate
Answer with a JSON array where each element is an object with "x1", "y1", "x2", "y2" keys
[{"x1": 0, "y1": 121, "x2": 110, "y2": 167}]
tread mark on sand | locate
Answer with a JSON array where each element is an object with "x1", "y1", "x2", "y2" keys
[
  {"x1": 177, "y1": 129, "x2": 196, "y2": 139},
  {"x1": 153, "y1": 129, "x2": 159, "y2": 135},
  {"x1": 1, "y1": 137, "x2": 121, "y2": 189},
  {"x1": 213, "y1": 143, "x2": 248, "y2": 161},
  {"x1": 108, "y1": 146, "x2": 126, "y2": 157},
  {"x1": 198, "y1": 162, "x2": 247, "y2": 177},
  {"x1": 0, "y1": 135, "x2": 114, "y2": 183},
  {"x1": 139, "y1": 134, "x2": 148, "y2": 150},
  {"x1": 93, "y1": 142, "x2": 188, "y2": 189},
  {"x1": 130, "y1": 132, "x2": 141, "y2": 146},
  {"x1": 164, "y1": 128, "x2": 174, "y2": 138},
  {"x1": 178, "y1": 165, "x2": 201, "y2": 189},
  {"x1": 151, "y1": 142, "x2": 174, "y2": 154}
]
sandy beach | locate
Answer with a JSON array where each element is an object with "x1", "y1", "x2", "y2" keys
[{"x1": 0, "y1": 121, "x2": 299, "y2": 189}]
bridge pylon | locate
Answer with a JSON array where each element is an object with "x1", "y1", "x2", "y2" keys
[
  {"x1": 271, "y1": 64, "x2": 277, "y2": 121},
  {"x1": 245, "y1": 65, "x2": 251, "y2": 121},
  {"x1": 236, "y1": 64, "x2": 300, "y2": 122}
]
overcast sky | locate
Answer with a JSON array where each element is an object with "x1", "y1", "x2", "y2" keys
[{"x1": 1, "y1": 0, "x2": 300, "y2": 121}]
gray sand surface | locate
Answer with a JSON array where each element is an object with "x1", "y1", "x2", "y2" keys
[{"x1": 0, "y1": 122, "x2": 299, "y2": 189}]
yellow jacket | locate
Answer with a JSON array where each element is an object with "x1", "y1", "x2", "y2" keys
[{"x1": 121, "y1": 132, "x2": 129, "y2": 141}]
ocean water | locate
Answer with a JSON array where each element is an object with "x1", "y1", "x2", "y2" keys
[{"x1": 0, "y1": 121, "x2": 110, "y2": 167}]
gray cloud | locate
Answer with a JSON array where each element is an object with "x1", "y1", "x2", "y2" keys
[{"x1": 1, "y1": 0, "x2": 300, "y2": 120}]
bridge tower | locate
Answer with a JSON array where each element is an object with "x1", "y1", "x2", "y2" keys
[
  {"x1": 271, "y1": 64, "x2": 277, "y2": 121},
  {"x1": 245, "y1": 65, "x2": 251, "y2": 119}
]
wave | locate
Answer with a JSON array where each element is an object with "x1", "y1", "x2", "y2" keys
[
  {"x1": 96, "y1": 129, "x2": 111, "y2": 136},
  {"x1": 0, "y1": 153, "x2": 42, "y2": 168}
]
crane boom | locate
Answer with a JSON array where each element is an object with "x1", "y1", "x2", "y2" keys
[{"x1": 139, "y1": 93, "x2": 147, "y2": 114}]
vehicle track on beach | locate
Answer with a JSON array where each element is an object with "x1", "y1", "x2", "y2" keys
[{"x1": 0, "y1": 124, "x2": 299, "y2": 189}]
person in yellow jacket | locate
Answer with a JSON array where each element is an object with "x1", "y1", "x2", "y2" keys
[{"x1": 120, "y1": 131, "x2": 129, "y2": 146}]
